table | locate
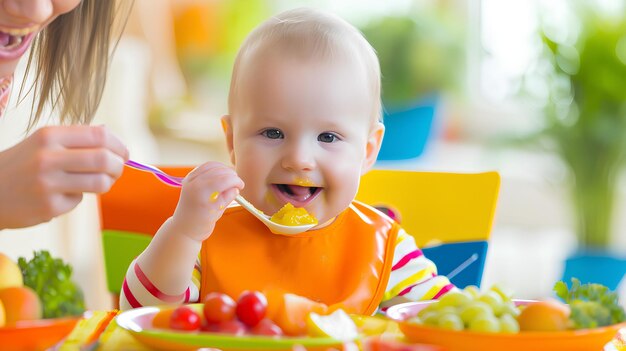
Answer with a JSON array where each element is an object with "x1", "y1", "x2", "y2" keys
[{"x1": 57, "y1": 310, "x2": 626, "y2": 351}]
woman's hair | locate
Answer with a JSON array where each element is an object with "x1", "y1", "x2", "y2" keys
[
  {"x1": 229, "y1": 7, "x2": 382, "y2": 125},
  {"x1": 22, "y1": 0, "x2": 131, "y2": 129}
]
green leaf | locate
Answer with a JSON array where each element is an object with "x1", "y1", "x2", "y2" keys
[
  {"x1": 18, "y1": 250, "x2": 85, "y2": 319},
  {"x1": 553, "y1": 278, "x2": 626, "y2": 329}
]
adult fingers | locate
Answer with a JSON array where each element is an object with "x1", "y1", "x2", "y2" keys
[
  {"x1": 28, "y1": 193, "x2": 83, "y2": 226},
  {"x1": 50, "y1": 172, "x2": 117, "y2": 194},
  {"x1": 46, "y1": 149, "x2": 125, "y2": 179},
  {"x1": 49, "y1": 193, "x2": 84, "y2": 220},
  {"x1": 35, "y1": 125, "x2": 129, "y2": 160}
]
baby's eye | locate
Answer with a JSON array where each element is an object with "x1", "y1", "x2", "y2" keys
[
  {"x1": 262, "y1": 129, "x2": 284, "y2": 139},
  {"x1": 318, "y1": 132, "x2": 339, "y2": 143}
]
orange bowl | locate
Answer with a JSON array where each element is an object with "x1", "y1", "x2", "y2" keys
[
  {"x1": 0, "y1": 317, "x2": 80, "y2": 351},
  {"x1": 385, "y1": 300, "x2": 626, "y2": 351}
]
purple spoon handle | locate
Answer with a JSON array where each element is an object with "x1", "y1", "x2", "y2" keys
[{"x1": 124, "y1": 160, "x2": 184, "y2": 187}]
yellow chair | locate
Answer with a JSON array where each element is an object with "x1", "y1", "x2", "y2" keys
[
  {"x1": 356, "y1": 170, "x2": 500, "y2": 288},
  {"x1": 99, "y1": 167, "x2": 500, "y2": 305}
]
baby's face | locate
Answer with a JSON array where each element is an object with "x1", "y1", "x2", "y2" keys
[{"x1": 224, "y1": 55, "x2": 383, "y2": 227}]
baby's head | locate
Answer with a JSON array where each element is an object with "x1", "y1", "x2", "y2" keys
[{"x1": 222, "y1": 7, "x2": 384, "y2": 227}]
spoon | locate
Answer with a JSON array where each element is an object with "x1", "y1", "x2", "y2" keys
[
  {"x1": 233, "y1": 194, "x2": 317, "y2": 235},
  {"x1": 124, "y1": 160, "x2": 316, "y2": 235}
]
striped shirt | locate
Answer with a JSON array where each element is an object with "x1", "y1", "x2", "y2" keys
[{"x1": 120, "y1": 228, "x2": 454, "y2": 310}]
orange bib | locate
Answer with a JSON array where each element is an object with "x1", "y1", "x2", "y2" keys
[{"x1": 200, "y1": 201, "x2": 399, "y2": 315}]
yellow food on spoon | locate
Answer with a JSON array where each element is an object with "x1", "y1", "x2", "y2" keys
[{"x1": 270, "y1": 203, "x2": 318, "y2": 226}]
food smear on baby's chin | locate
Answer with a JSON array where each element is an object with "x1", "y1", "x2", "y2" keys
[
  {"x1": 265, "y1": 191, "x2": 281, "y2": 207},
  {"x1": 270, "y1": 203, "x2": 318, "y2": 226}
]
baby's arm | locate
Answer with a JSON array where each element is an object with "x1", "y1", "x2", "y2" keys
[
  {"x1": 380, "y1": 229, "x2": 456, "y2": 309},
  {"x1": 120, "y1": 162, "x2": 244, "y2": 309}
]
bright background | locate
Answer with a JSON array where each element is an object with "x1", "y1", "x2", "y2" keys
[{"x1": 1, "y1": 0, "x2": 625, "y2": 310}]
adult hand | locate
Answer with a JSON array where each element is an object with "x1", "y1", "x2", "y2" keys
[
  {"x1": 0, "y1": 125, "x2": 129, "y2": 229},
  {"x1": 171, "y1": 162, "x2": 244, "y2": 242}
]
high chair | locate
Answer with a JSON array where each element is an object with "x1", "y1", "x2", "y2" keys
[
  {"x1": 356, "y1": 170, "x2": 500, "y2": 288},
  {"x1": 98, "y1": 166, "x2": 192, "y2": 307},
  {"x1": 99, "y1": 167, "x2": 499, "y2": 306}
]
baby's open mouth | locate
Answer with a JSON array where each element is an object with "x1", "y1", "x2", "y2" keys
[{"x1": 275, "y1": 184, "x2": 322, "y2": 203}]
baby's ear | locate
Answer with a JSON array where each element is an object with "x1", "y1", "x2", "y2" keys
[
  {"x1": 361, "y1": 122, "x2": 385, "y2": 174},
  {"x1": 221, "y1": 115, "x2": 236, "y2": 165}
]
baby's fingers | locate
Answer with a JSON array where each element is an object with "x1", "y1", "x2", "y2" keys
[{"x1": 185, "y1": 162, "x2": 229, "y2": 183}]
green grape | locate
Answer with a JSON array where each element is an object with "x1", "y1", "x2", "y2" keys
[
  {"x1": 438, "y1": 290, "x2": 472, "y2": 308},
  {"x1": 478, "y1": 291, "x2": 504, "y2": 316},
  {"x1": 438, "y1": 313, "x2": 464, "y2": 331},
  {"x1": 409, "y1": 285, "x2": 521, "y2": 334},
  {"x1": 500, "y1": 301, "x2": 521, "y2": 317},
  {"x1": 438, "y1": 306, "x2": 459, "y2": 316},
  {"x1": 417, "y1": 304, "x2": 438, "y2": 318},
  {"x1": 464, "y1": 285, "x2": 481, "y2": 298},
  {"x1": 490, "y1": 284, "x2": 513, "y2": 302},
  {"x1": 460, "y1": 301, "x2": 493, "y2": 324},
  {"x1": 421, "y1": 311, "x2": 441, "y2": 326},
  {"x1": 469, "y1": 315, "x2": 501, "y2": 333},
  {"x1": 499, "y1": 314, "x2": 520, "y2": 333}
]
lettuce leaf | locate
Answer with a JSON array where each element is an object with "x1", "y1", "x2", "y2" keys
[
  {"x1": 18, "y1": 250, "x2": 85, "y2": 319},
  {"x1": 554, "y1": 278, "x2": 625, "y2": 329}
]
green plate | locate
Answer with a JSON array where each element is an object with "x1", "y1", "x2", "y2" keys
[{"x1": 116, "y1": 305, "x2": 352, "y2": 350}]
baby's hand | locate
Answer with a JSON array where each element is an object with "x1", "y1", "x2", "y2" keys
[{"x1": 170, "y1": 162, "x2": 244, "y2": 242}]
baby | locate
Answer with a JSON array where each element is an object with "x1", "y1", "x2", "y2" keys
[{"x1": 121, "y1": 7, "x2": 453, "y2": 313}]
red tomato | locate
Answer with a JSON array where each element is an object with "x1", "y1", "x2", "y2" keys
[
  {"x1": 218, "y1": 319, "x2": 248, "y2": 335},
  {"x1": 200, "y1": 322, "x2": 220, "y2": 333},
  {"x1": 169, "y1": 306, "x2": 202, "y2": 331},
  {"x1": 151, "y1": 308, "x2": 175, "y2": 329},
  {"x1": 236, "y1": 290, "x2": 268, "y2": 327},
  {"x1": 251, "y1": 318, "x2": 284, "y2": 336},
  {"x1": 203, "y1": 292, "x2": 236, "y2": 323}
]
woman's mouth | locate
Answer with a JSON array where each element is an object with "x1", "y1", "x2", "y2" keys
[
  {"x1": 0, "y1": 26, "x2": 38, "y2": 60},
  {"x1": 273, "y1": 184, "x2": 322, "y2": 207},
  {"x1": 0, "y1": 32, "x2": 24, "y2": 49}
]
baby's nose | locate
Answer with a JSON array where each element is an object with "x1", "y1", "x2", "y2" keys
[{"x1": 281, "y1": 144, "x2": 316, "y2": 172}]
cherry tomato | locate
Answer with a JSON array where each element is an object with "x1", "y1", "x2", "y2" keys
[
  {"x1": 151, "y1": 308, "x2": 175, "y2": 329},
  {"x1": 200, "y1": 322, "x2": 219, "y2": 333},
  {"x1": 218, "y1": 319, "x2": 248, "y2": 335},
  {"x1": 203, "y1": 292, "x2": 237, "y2": 323},
  {"x1": 236, "y1": 290, "x2": 268, "y2": 327},
  {"x1": 169, "y1": 306, "x2": 202, "y2": 331},
  {"x1": 251, "y1": 318, "x2": 284, "y2": 336}
]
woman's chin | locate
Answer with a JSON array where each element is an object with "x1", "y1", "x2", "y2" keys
[{"x1": 0, "y1": 61, "x2": 19, "y2": 77}]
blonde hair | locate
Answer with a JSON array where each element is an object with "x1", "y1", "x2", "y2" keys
[
  {"x1": 22, "y1": 0, "x2": 131, "y2": 130},
  {"x1": 228, "y1": 7, "x2": 381, "y2": 125}
]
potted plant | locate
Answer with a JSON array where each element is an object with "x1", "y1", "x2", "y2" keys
[
  {"x1": 359, "y1": 7, "x2": 464, "y2": 160},
  {"x1": 528, "y1": 3, "x2": 626, "y2": 289}
]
